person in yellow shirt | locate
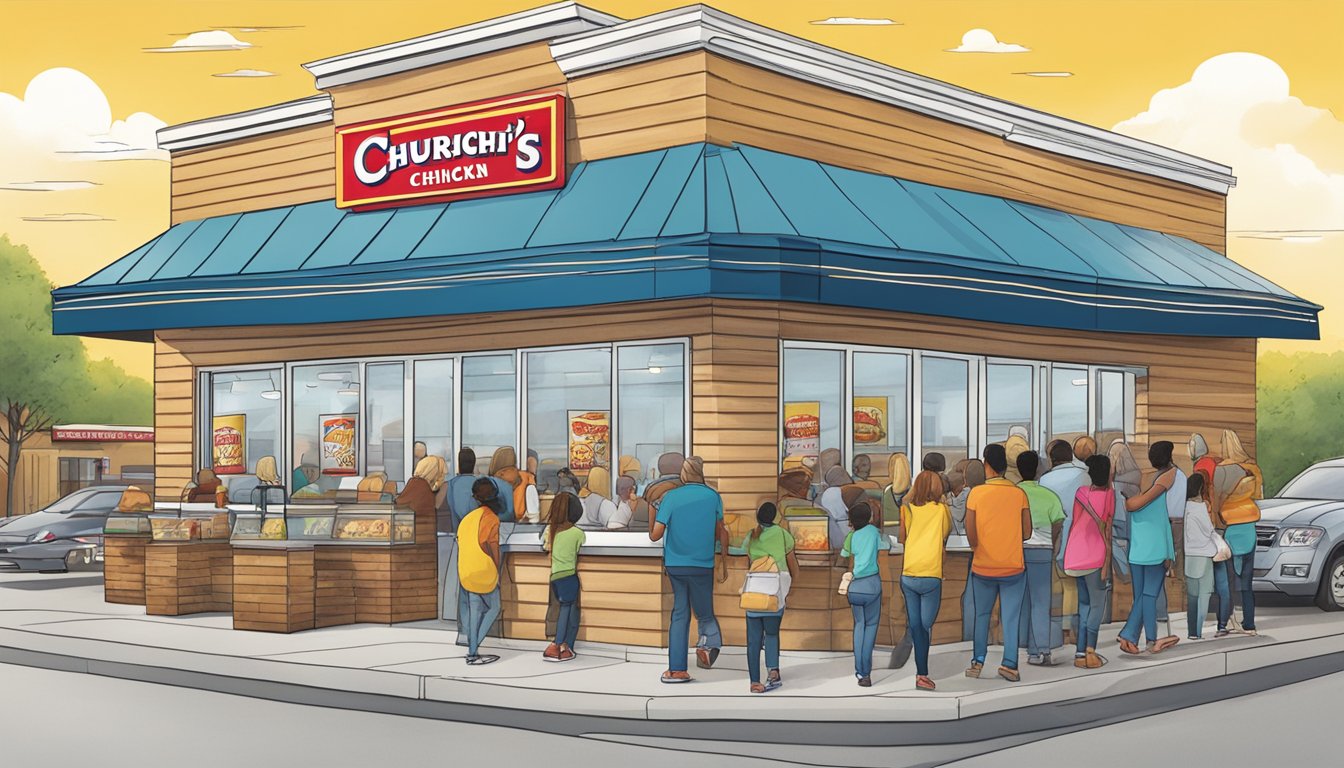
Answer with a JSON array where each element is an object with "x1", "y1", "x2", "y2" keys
[
  {"x1": 898, "y1": 470, "x2": 953, "y2": 691},
  {"x1": 458, "y1": 478, "x2": 505, "y2": 666}
]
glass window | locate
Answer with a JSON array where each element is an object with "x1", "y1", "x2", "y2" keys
[
  {"x1": 413, "y1": 359, "x2": 454, "y2": 473},
  {"x1": 59, "y1": 457, "x2": 100, "y2": 498},
  {"x1": 1050, "y1": 366, "x2": 1089, "y2": 446},
  {"x1": 921, "y1": 356, "x2": 970, "y2": 466},
  {"x1": 365, "y1": 362, "x2": 405, "y2": 486},
  {"x1": 292, "y1": 362, "x2": 360, "y2": 499},
  {"x1": 782, "y1": 347, "x2": 843, "y2": 469},
  {"x1": 1095, "y1": 370, "x2": 1124, "y2": 449},
  {"x1": 986, "y1": 363, "x2": 1034, "y2": 446},
  {"x1": 208, "y1": 368, "x2": 283, "y2": 497},
  {"x1": 852, "y1": 351, "x2": 908, "y2": 485},
  {"x1": 526, "y1": 347, "x2": 612, "y2": 496},
  {"x1": 617, "y1": 343, "x2": 686, "y2": 493},
  {"x1": 461, "y1": 354, "x2": 516, "y2": 462}
]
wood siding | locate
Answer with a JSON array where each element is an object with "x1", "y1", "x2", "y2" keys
[
  {"x1": 170, "y1": 123, "x2": 333, "y2": 224},
  {"x1": 153, "y1": 298, "x2": 1255, "y2": 505}
]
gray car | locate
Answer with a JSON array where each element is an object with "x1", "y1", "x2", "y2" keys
[
  {"x1": 1254, "y1": 458, "x2": 1344, "y2": 611},
  {"x1": 0, "y1": 486, "x2": 127, "y2": 572}
]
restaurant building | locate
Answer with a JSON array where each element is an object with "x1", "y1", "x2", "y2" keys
[
  {"x1": 54, "y1": 3, "x2": 1319, "y2": 644},
  {"x1": 1, "y1": 425, "x2": 154, "y2": 516}
]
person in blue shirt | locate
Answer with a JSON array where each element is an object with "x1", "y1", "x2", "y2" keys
[
  {"x1": 1117, "y1": 441, "x2": 1182, "y2": 655},
  {"x1": 650, "y1": 456, "x2": 728, "y2": 683},
  {"x1": 842, "y1": 502, "x2": 884, "y2": 688}
]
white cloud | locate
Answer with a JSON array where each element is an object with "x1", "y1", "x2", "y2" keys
[
  {"x1": 1014, "y1": 71, "x2": 1072, "y2": 78},
  {"x1": 144, "y1": 30, "x2": 252, "y2": 52},
  {"x1": 213, "y1": 68, "x2": 276, "y2": 78},
  {"x1": 0, "y1": 68, "x2": 167, "y2": 165},
  {"x1": 947, "y1": 29, "x2": 1030, "y2": 53},
  {"x1": 0, "y1": 180, "x2": 99, "y2": 191},
  {"x1": 811, "y1": 17, "x2": 899, "y2": 26},
  {"x1": 21, "y1": 212, "x2": 114, "y2": 222},
  {"x1": 1114, "y1": 52, "x2": 1344, "y2": 236}
]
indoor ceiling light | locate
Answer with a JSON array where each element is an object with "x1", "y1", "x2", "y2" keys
[
  {"x1": 648, "y1": 366, "x2": 663, "y2": 374},
  {"x1": 260, "y1": 373, "x2": 281, "y2": 400},
  {"x1": 1071, "y1": 378, "x2": 1087, "y2": 387},
  {"x1": 338, "y1": 382, "x2": 360, "y2": 396},
  {"x1": 317, "y1": 372, "x2": 347, "y2": 381}
]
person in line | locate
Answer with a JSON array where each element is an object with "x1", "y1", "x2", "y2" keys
[
  {"x1": 814, "y1": 448, "x2": 844, "y2": 496},
  {"x1": 489, "y1": 447, "x2": 535, "y2": 524},
  {"x1": 579, "y1": 466, "x2": 618, "y2": 528},
  {"x1": 777, "y1": 467, "x2": 815, "y2": 514},
  {"x1": 248, "y1": 456, "x2": 287, "y2": 510},
  {"x1": 1211, "y1": 429, "x2": 1262, "y2": 637},
  {"x1": 922, "y1": 452, "x2": 951, "y2": 496},
  {"x1": 396, "y1": 455, "x2": 444, "y2": 532},
  {"x1": 1067, "y1": 455, "x2": 1116, "y2": 668},
  {"x1": 898, "y1": 469, "x2": 954, "y2": 691},
  {"x1": 184, "y1": 468, "x2": 222, "y2": 504},
  {"x1": 964, "y1": 444, "x2": 1031, "y2": 682},
  {"x1": 609, "y1": 475, "x2": 637, "y2": 530},
  {"x1": 1016, "y1": 450, "x2": 1064, "y2": 667},
  {"x1": 741, "y1": 502, "x2": 798, "y2": 693},
  {"x1": 1182, "y1": 473, "x2": 1225, "y2": 641},
  {"x1": 642, "y1": 452, "x2": 686, "y2": 526},
  {"x1": 542, "y1": 493, "x2": 585, "y2": 662},
  {"x1": 618, "y1": 454, "x2": 642, "y2": 492},
  {"x1": 841, "y1": 502, "x2": 884, "y2": 687},
  {"x1": 851, "y1": 454, "x2": 882, "y2": 494},
  {"x1": 1106, "y1": 439, "x2": 1143, "y2": 621},
  {"x1": 447, "y1": 448, "x2": 510, "y2": 637},
  {"x1": 556, "y1": 467, "x2": 582, "y2": 498},
  {"x1": 1041, "y1": 440, "x2": 1089, "y2": 646},
  {"x1": 459, "y1": 478, "x2": 504, "y2": 665},
  {"x1": 447, "y1": 449, "x2": 481, "y2": 530},
  {"x1": 819, "y1": 465, "x2": 856, "y2": 547},
  {"x1": 1189, "y1": 433, "x2": 1219, "y2": 489},
  {"x1": 651, "y1": 456, "x2": 728, "y2": 682},
  {"x1": 952, "y1": 458, "x2": 987, "y2": 642},
  {"x1": 1003, "y1": 427, "x2": 1032, "y2": 484},
  {"x1": 1117, "y1": 441, "x2": 1182, "y2": 655},
  {"x1": 887, "y1": 452, "x2": 944, "y2": 670},
  {"x1": 433, "y1": 456, "x2": 451, "y2": 533},
  {"x1": 1073, "y1": 436, "x2": 1097, "y2": 465},
  {"x1": 880, "y1": 453, "x2": 913, "y2": 525}
]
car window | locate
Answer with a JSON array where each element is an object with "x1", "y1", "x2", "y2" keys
[
  {"x1": 74, "y1": 492, "x2": 122, "y2": 513},
  {"x1": 1278, "y1": 467, "x2": 1344, "y2": 500},
  {"x1": 45, "y1": 491, "x2": 93, "y2": 514}
]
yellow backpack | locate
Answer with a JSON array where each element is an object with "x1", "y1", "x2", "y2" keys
[{"x1": 458, "y1": 507, "x2": 499, "y2": 594}]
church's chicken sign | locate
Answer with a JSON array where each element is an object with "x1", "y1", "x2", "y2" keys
[{"x1": 336, "y1": 92, "x2": 565, "y2": 210}]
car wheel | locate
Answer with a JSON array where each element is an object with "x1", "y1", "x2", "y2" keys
[
  {"x1": 1315, "y1": 550, "x2": 1344, "y2": 612},
  {"x1": 64, "y1": 550, "x2": 92, "y2": 572}
]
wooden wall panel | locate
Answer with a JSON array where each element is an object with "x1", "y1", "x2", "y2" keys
[{"x1": 170, "y1": 124, "x2": 333, "y2": 224}]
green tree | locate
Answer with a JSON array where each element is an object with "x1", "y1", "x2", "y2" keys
[
  {"x1": 1257, "y1": 350, "x2": 1344, "y2": 495},
  {"x1": 0, "y1": 234, "x2": 152, "y2": 515}
]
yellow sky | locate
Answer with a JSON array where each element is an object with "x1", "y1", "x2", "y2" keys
[{"x1": 2, "y1": 0, "x2": 1341, "y2": 379}]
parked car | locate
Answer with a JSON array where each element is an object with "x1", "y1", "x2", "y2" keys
[
  {"x1": 0, "y1": 486, "x2": 127, "y2": 572},
  {"x1": 1254, "y1": 458, "x2": 1344, "y2": 611}
]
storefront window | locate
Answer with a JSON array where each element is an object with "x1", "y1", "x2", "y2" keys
[
  {"x1": 617, "y1": 343, "x2": 686, "y2": 492},
  {"x1": 782, "y1": 347, "x2": 843, "y2": 469},
  {"x1": 1050, "y1": 366, "x2": 1089, "y2": 446},
  {"x1": 365, "y1": 362, "x2": 405, "y2": 486},
  {"x1": 207, "y1": 368, "x2": 282, "y2": 499},
  {"x1": 1095, "y1": 369, "x2": 1133, "y2": 448},
  {"x1": 413, "y1": 359, "x2": 454, "y2": 473},
  {"x1": 526, "y1": 347, "x2": 612, "y2": 496},
  {"x1": 292, "y1": 362, "x2": 360, "y2": 499},
  {"x1": 987, "y1": 362, "x2": 1034, "y2": 446},
  {"x1": 461, "y1": 354, "x2": 516, "y2": 463},
  {"x1": 921, "y1": 356, "x2": 970, "y2": 466},
  {"x1": 852, "y1": 351, "x2": 908, "y2": 485}
]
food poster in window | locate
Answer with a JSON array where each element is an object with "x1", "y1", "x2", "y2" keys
[
  {"x1": 568, "y1": 410, "x2": 610, "y2": 473},
  {"x1": 319, "y1": 414, "x2": 358, "y2": 475},
  {"x1": 211, "y1": 414, "x2": 246, "y2": 475},
  {"x1": 783, "y1": 401, "x2": 821, "y2": 458},
  {"x1": 853, "y1": 397, "x2": 890, "y2": 446}
]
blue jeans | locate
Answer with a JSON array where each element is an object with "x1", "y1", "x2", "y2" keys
[
  {"x1": 666, "y1": 567, "x2": 722, "y2": 672},
  {"x1": 847, "y1": 574, "x2": 883, "y2": 678},
  {"x1": 551, "y1": 575, "x2": 581, "y2": 648},
  {"x1": 1230, "y1": 553, "x2": 1256, "y2": 630},
  {"x1": 1120, "y1": 563, "x2": 1165, "y2": 645},
  {"x1": 900, "y1": 575, "x2": 942, "y2": 677},
  {"x1": 1020, "y1": 549, "x2": 1055, "y2": 656},
  {"x1": 1213, "y1": 558, "x2": 1233, "y2": 630},
  {"x1": 746, "y1": 613, "x2": 782, "y2": 684},
  {"x1": 1074, "y1": 570, "x2": 1106, "y2": 654},
  {"x1": 465, "y1": 587, "x2": 501, "y2": 656},
  {"x1": 971, "y1": 570, "x2": 1026, "y2": 669}
]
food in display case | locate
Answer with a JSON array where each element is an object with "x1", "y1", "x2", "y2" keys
[
  {"x1": 333, "y1": 507, "x2": 415, "y2": 543},
  {"x1": 104, "y1": 514, "x2": 151, "y2": 535},
  {"x1": 786, "y1": 517, "x2": 829, "y2": 552},
  {"x1": 336, "y1": 517, "x2": 391, "y2": 540},
  {"x1": 231, "y1": 512, "x2": 263, "y2": 539},
  {"x1": 151, "y1": 517, "x2": 201, "y2": 542},
  {"x1": 198, "y1": 512, "x2": 232, "y2": 540},
  {"x1": 260, "y1": 517, "x2": 287, "y2": 540},
  {"x1": 286, "y1": 506, "x2": 337, "y2": 541}
]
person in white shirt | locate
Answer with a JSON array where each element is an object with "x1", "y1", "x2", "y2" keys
[
  {"x1": 608, "y1": 475, "x2": 637, "y2": 530},
  {"x1": 1182, "y1": 474, "x2": 1226, "y2": 640},
  {"x1": 818, "y1": 465, "x2": 854, "y2": 548},
  {"x1": 579, "y1": 466, "x2": 618, "y2": 528}
]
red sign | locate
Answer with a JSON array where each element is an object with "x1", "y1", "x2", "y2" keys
[
  {"x1": 336, "y1": 92, "x2": 566, "y2": 211},
  {"x1": 52, "y1": 427, "x2": 154, "y2": 443}
]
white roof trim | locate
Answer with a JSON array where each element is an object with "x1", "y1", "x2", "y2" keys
[
  {"x1": 157, "y1": 95, "x2": 332, "y2": 153},
  {"x1": 303, "y1": 1, "x2": 623, "y2": 90},
  {"x1": 550, "y1": 5, "x2": 1236, "y2": 194}
]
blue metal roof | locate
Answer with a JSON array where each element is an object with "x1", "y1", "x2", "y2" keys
[{"x1": 53, "y1": 143, "x2": 1319, "y2": 340}]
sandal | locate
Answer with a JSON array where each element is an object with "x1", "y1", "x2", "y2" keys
[
  {"x1": 1151, "y1": 636, "x2": 1181, "y2": 653},
  {"x1": 750, "y1": 683, "x2": 767, "y2": 694},
  {"x1": 1118, "y1": 637, "x2": 1142, "y2": 655},
  {"x1": 997, "y1": 666, "x2": 1020, "y2": 683},
  {"x1": 916, "y1": 675, "x2": 936, "y2": 691}
]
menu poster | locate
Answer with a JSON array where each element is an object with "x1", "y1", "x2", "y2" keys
[
  {"x1": 567, "y1": 410, "x2": 610, "y2": 472},
  {"x1": 853, "y1": 396, "x2": 890, "y2": 445},
  {"x1": 783, "y1": 401, "x2": 820, "y2": 457},
  {"x1": 319, "y1": 414, "x2": 358, "y2": 476},
  {"x1": 211, "y1": 414, "x2": 246, "y2": 475}
]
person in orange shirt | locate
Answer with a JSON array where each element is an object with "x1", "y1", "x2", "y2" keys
[{"x1": 965, "y1": 444, "x2": 1032, "y2": 682}]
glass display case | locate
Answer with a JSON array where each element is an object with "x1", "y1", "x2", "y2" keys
[
  {"x1": 785, "y1": 516, "x2": 830, "y2": 552},
  {"x1": 151, "y1": 514, "x2": 201, "y2": 542},
  {"x1": 332, "y1": 505, "x2": 415, "y2": 544},
  {"x1": 103, "y1": 513, "x2": 151, "y2": 535},
  {"x1": 286, "y1": 505, "x2": 338, "y2": 541},
  {"x1": 230, "y1": 509, "x2": 287, "y2": 541}
]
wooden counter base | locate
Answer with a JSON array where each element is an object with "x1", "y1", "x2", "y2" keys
[
  {"x1": 145, "y1": 541, "x2": 233, "y2": 615},
  {"x1": 104, "y1": 534, "x2": 151, "y2": 605},
  {"x1": 314, "y1": 544, "x2": 438, "y2": 628},
  {"x1": 233, "y1": 547, "x2": 314, "y2": 633}
]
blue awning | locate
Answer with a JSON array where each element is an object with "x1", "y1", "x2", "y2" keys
[{"x1": 53, "y1": 142, "x2": 1320, "y2": 340}]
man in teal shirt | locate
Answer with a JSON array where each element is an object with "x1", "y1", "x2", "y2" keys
[{"x1": 1016, "y1": 451, "x2": 1065, "y2": 666}]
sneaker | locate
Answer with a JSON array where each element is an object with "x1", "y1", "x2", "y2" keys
[
  {"x1": 1215, "y1": 629, "x2": 1230, "y2": 638},
  {"x1": 1243, "y1": 628, "x2": 1258, "y2": 637},
  {"x1": 857, "y1": 675, "x2": 872, "y2": 688},
  {"x1": 466, "y1": 654, "x2": 500, "y2": 666},
  {"x1": 696, "y1": 647, "x2": 720, "y2": 670},
  {"x1": 1027, "y1": 653, "x2": 1052, "y2": 667},
  {"x1": 661, "y1": 670, "x2": 693, "y2": 684},
  {"x1": 1188, "y1": 635, "x2": 1202, "y2": 641},
  {"x1": 965, "y1": 661, "x2": 984, "y2": 678},
  {"x1": 542, "y1": 643, "x2": 561, "y2": 662},
  {"x1": 765, "y1": 670, "x2": 782, "y2": 691},
  {"x1": 998, "y1": 666, "x2": 1020, "y2": 682},
  {"x1": 915, "y1": 675, "x2": 936, "y2": 691},
  {"x1": 557, "y1": 646, "x2": 576, "y2": 662}
]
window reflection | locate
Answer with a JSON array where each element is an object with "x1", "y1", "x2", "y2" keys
[
  {"x1": 413, "y1": 359, "x2": 453, "y2": 473},
  {"x1": 292, "y1": 362, "x2": 360, "y2": 499},
  {"x1": 921, "y1": 356, "x2": 969, "y2": 466},
  {"x1": 617, "y1": 344, "x2": 685, "y2": 494},
  {"x1": 987, "y1": 363, "x2": 1034, "y2": 445},
  {"x1": 1050, "y1": 366, "x2": 1088, "y2": 446},
  {"x1": 365, "y1": 362, "x2": 405, "y2": 486},
  {"x1": 461, "y1": 355, "x2": 516, "y2": 461},
  {"x1": 853, "y1": 351, "x2": 908, "y2": 486},
  {"x1": 782, "y1": 347, "x2": 843, "y2": 469},
  {"x1": 525, "y1": 348, "x2": 612, "y2": 499},
  {"x1": 207, "y1": 368, "x2": 283, "y2": 501}
]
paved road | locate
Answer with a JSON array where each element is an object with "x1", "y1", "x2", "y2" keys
[{"x1": 2, "y1": 660, "x2": 1339, "y2": 768}]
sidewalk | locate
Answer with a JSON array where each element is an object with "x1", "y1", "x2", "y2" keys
[{"x1": 3, "y1": 572, "x2": 1344, "y2": 730}]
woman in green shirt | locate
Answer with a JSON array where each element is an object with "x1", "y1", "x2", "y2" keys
[
  {"x1": 542, "y1": 493, "x2": 585, "y2": 662},
  {"x1": 740, "y1": 502, "x2": 799, "y2": 693}
]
